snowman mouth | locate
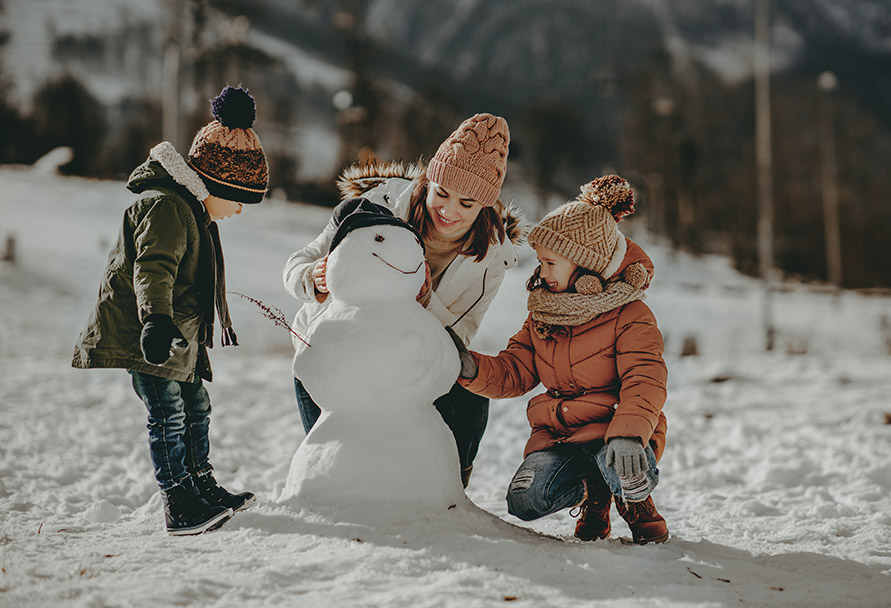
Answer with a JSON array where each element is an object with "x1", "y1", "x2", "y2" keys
[{"x1": 372, "y1": 253, "x2": 423, "y2": 275}]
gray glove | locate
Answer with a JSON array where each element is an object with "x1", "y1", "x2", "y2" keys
[
  {"x1": 605, "y1": 438, "x2": 649, "y2": 478},
  {"x1": 444, "y1": 326, "x2": 478, "y2": 380}
]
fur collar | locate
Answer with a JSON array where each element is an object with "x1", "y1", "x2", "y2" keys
[
  {"x1": 336, "y1": 160, "x2": 425, "y2": 201},
  {"x1": 149, "y1": 141, "x2": 210, "y2": 202}
]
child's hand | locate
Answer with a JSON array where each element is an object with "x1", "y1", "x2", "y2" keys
[
  {"x1": 140, "y1": 314, "x2": 187, "y2": 365},
  {"x1": 605, "y1": 438, "x2": 649, "y2": 478},
  {"x1": 445, "y1": 326, "x2": 478, "y2": 380}
]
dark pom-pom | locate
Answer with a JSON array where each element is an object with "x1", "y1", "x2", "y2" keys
[
  {"x1": 576, "y1": 175, "x2": 636, "y2": 222},
  {"x1": 211, "y1": 86, "x2": 256, "y2": 129}
]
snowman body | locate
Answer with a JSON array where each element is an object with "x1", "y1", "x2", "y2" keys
[{"x1": 282, "y1": 223, "x2": 464, "y2": 515}]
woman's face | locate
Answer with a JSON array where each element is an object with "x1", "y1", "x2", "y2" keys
[
  {"x1": 533, "y1": 244, "x2": 581, "y2": 293},
  {"x1": 425, "y1": 181, "x2": 484, "y2": 238}
]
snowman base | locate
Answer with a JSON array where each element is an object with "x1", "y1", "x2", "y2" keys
[{"x1": 281, "y1": 407, "x2": 466, "y2": 524}]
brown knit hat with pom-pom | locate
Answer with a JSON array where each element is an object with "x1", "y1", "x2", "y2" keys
[
  {"x1": 527, "y1": 175, "x2": 635, "y2": 278},
  {"x1": 427, "y1": 113, "x2": 509, "y2": 207},
  {"x1": 188, "y1": 86, "x2": 268, "y2": 203}
]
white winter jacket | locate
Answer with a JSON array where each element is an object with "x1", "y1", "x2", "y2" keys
[{"x1": 283, "y1": 175, "x2": 520, "y2": 370}]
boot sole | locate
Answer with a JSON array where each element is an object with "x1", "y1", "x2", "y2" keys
[
  {"x1": 574, "y1": 525, "x2": 611, "y2": 541},
  {"x1": 167, "y1": 508, "x2": 233, "y2": 536},
  {"x1": 620, "y1": 532, "x2": 670, "y2": 545},
  {"x1": 234, "y1": 495, "x2": 256, "y2": 512}
]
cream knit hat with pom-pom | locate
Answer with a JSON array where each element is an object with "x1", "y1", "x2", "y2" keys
[{"x1": 527, "y1": 175, "x2": 635, "y2": 278}]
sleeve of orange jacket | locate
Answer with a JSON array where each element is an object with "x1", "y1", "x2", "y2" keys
[
  {"x1": 605, "y1": 302, "x2": 668, "y2": 446},
  {"x1": 459, "y1": 316, "x2": 541, "y2": 399}
]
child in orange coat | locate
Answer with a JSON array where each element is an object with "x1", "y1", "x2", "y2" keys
[{"x1": 454, "y1": 176, "x2": 669, "y2": 543}]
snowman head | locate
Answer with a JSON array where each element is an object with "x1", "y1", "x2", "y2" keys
[{"x1": 326, "y1": 199, "x2": 426, "y2": 304}]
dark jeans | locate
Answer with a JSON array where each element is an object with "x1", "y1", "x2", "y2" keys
[
  {"x1": 130, "y1": 371, "x2": 213, "y2": 491},
  {"x1": 506, "y1": 443, "x2": 660, "y2": 521},
  {"x1": 294, "y1": 378, "x2": 489, "y2": 471}
]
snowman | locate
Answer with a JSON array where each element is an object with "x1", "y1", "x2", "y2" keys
[{"x1": 281, "y1": 199, "x2": 465, "y2": 520}]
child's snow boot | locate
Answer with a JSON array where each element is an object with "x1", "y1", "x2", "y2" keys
[
  {"x1": 615, "y1": 495, "x2": 669, "y2": 544},
  {"x1": 162, "y1": 478, "x2": 232, "y2": 536},
  {"x1": 574, "y1": 477, "x2": 612, "y2": 541},
  {"x1": 194, "y1": 472, "x2": 256, "y2": 512}
]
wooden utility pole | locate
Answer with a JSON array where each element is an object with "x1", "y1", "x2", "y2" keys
[
  {"x1": 818, "y1": 71, "x2": 843, "y2": 289},
  {"x1": 754, "y1": 0, "x2": 776, "y2": 350},
  {"x1": 162, "y1": 0, "x2": 183, "y2": 151}
]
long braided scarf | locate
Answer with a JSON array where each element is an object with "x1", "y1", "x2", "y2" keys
[{"x1": 184, "y1": 195, "x2": 238, "y2": 348}]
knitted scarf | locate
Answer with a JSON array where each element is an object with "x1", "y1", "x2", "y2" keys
[
  {"x1": 184, "y1": 194, "x2": 238, "y2": 348},
  {"x1": 527, "y1": 273, "x2": 646, "y2": 340},
  {"x1": 149, "y1": 142, "x2": 238, "y2": 348}
]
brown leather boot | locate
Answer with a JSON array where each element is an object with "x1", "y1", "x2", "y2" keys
[
  {"x1": 573, "y1": 478, "x2": 612, "y2": 541},
  {"x1": 615, "y1": 495, "x2": 669, "y2": 544}
]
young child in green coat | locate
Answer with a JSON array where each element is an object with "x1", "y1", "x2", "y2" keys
[{"x1": 73, "y1": 86, "x2": 268, "y2": 535}]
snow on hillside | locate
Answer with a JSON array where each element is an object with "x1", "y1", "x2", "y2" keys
[
  {"x1": 1, "y1": 0, "x2": 162, "y2": 106},
  {"x1": 0, "y1": 167, "x2": 889, "y2": 607}
]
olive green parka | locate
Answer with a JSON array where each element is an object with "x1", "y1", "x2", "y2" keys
[{"x1": 72, "y1": 142, "x2": 214, "y2": 382}]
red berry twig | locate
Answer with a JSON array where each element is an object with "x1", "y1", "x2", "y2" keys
[{"x1": 229, "y1": 291, "x2": 311, "y2": 347}]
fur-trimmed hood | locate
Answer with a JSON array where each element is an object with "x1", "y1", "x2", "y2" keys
[
  {"x1": 337, "y1": 160, "x2": 528, "y2": 246},
  {"x1": 126, "y1": 142, "x2": 210, "y2": 202}
]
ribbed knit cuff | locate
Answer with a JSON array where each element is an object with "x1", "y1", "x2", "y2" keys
[
  {"x1": 427, "y1": 159, "x2": 499, "y2": 207},
  {"x1": 528, "y1": 225, "x2": 604, "y2": 272}
]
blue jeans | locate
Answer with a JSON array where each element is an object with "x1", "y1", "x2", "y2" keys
[
  {"x1": 506, "y1": 443, "x2": 660, "y2": 521},
  {"x1": 294, "y1": 378, "x2": 489, "y2": 471},
  {"x1": 130, "y1": 371, "x2": 213, "y2": 490}
]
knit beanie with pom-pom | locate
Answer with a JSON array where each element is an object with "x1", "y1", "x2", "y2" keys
[
  {"x1": 527, "y1": 175, "x2": 635, "y2": 278},
  {"x1": 188, "y1": 86, "x2": 268, "y2": 203},
  {"x1": 426, "y1": 113, "x2": 509, "y2": 207}
]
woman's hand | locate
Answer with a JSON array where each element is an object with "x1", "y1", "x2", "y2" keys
[
  {"x1": 312, "y1": 257, "x2": 329, "y2": 302},
  {"x1": 416, "y1": 261, "x2": 432, "y2": 306}
]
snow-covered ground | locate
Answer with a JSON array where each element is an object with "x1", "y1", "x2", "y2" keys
[{"x1": 1, "y1": 166, "x2": 889, "y2": 607}]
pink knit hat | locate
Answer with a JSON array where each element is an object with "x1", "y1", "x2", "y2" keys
[{"x1": 427, "y1": 113, "x2": 509, "y2": 207}]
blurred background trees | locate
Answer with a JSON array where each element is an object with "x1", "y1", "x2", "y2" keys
[{"x1": 1, "y1": 0, "x2": 889, "y2": 287}]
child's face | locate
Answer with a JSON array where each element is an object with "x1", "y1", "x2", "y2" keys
[
  {"x1": 533, "y1": 244, "x2": 580, "y2": 293},
  {"x1": 425, "y1": 181, "x2": 483, "y2": 238},
  {"x1": 204, "y1": 195, "x2": 243, "y2": 221}
]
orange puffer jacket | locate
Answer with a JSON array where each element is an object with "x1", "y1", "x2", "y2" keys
[{"x1": 459, "y1": 242, "x2": 668, "y2": 460}]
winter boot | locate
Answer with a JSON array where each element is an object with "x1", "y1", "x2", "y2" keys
[
  {"x1": 461, "y1": 465, "x2": 474, "y2": 489},
  {"x1": 194, "y1": 473, "x2": 256, "y2": 512},
  {"x1": 161, "y1": 478, "x2": 232, "y2": 536},
  {"x1": 574, "y1": 477, "x2": 612, "y2": 541},
  {"x1": 615, "y1": 495, "x2": 669, "y2": 544}
]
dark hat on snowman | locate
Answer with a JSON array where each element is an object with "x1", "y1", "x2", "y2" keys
[{"x1": 328, "y1": 197, "x2": 425, "y2": 254}]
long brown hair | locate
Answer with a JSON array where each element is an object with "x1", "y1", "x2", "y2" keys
[{"x1": 406, "y1": 170, "x2": 507, "y2": 263}]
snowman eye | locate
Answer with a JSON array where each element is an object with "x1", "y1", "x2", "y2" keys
[{"x1": 375, "y1": 234, "x2": 385, "y2": 242}]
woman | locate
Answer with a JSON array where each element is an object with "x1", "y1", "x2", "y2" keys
[{"x1": 283, "y1": 113, "x2": 525, "y2": 487}]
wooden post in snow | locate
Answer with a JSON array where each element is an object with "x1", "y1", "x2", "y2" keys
[
  {"x1": 818, "y1": 71, "x2": 843, "y2": 290},
  {"x1": 1, "y1": 235, "x2": 15, "y2": 263},
  {"x1": 162, "y1": 0, "x2": 182, "y2": 151},
  {"x1": 754, "y1": 0, "x2": 776, "y2": 351}
]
